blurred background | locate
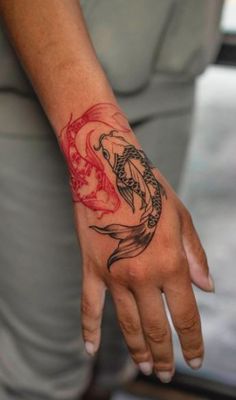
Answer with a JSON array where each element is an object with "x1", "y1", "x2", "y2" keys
[{"x1": 0, "y1": 1, "x2": 236, "y2": 399}]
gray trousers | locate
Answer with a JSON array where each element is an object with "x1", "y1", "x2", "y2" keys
[{"x1": 0, "y1": 132, "x2": 135, "y2": 400}]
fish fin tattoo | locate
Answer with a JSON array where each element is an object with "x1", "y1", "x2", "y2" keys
[
  {"x1": 89, "y1": 129, "x2": 167, "y2": 270},
  {"x1": 90, "y1": 222, "x2": 154, "y2": 268}
]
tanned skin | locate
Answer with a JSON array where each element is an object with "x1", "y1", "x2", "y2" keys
[{"x1": 0, "y1": 0, "x2": 214, "y2": 383}]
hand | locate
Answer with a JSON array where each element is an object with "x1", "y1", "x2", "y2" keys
[{"x1": 60, "y1": 103, "x2": 214, "y2": 383}]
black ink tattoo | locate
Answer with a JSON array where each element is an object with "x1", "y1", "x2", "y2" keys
[{"x1": 90, "y1": 130, "x2": 167, "y2": 269}]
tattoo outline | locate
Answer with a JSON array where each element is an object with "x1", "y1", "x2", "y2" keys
[
  {"x1": 60, "y1": 103, "x2": 167, "y2": 269},
  {"x1": 59, "y1": 103, "x2": 130, "y2": 217},
  {"x1": 90, "y1": 130, "x2": 167, "y2": 269}
]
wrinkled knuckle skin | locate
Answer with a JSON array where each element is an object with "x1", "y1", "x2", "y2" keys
[
  {"x1": 82, "y1": 324, "x2": 98, "y2": 336},
  {"x1": 176, "y1": 312, "x2": 200, "y2": 335},
  {"x1": 81, "y1": 297, "x2": 100, "y2": 321},
  {"x1": 119, "y1": 318, "x2": 140, "y2": 336},
  {"x1": 145, "y1": 325, "x2": 169, "y2": 344}
]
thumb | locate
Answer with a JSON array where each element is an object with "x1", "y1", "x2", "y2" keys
[
  {"x1": 81, "y1": 268, "x2": 106, "y2": 356},
  {"x1": 182, "y1": 213, "x2": 215, "y2": 293}
]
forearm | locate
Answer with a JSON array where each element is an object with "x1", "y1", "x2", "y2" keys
[{"x1": 0, "y1": 0, "x2": 117, "y2": 135}]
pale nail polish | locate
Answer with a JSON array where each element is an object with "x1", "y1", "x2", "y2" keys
[
  {"x1": 208, "y1": 274, "x2": 215, "y2": 292},
  {"x1": 156, "y1": 371, "x2": 172, "y2": 383},
  {"x1": 138, "y1": 362, "x2": 153, "y2": 375},
  {"x1": 85, "y1": 341, "x2": 95, "y2": 356},
  {"x1": 188, "y1": 357, "x2": 202, "y2": 369}
]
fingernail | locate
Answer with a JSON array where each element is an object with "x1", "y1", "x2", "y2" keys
[
  {"x1": 188, "y1": 357, "x2": 202, "y2": 369},
  {"x1": 156, "y1": 371, "x2": 172, "y2": 383},
  {"x1": 208, "y1": 274, "x2": 215, "y2": 292},
  {"x1": 138, "y1": 362, "x2": 153, "y2": 375},
  {"x1": 85, "y1": 341, "x2": 95, "y2": 356}
]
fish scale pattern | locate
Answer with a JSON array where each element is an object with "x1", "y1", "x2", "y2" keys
[{"x1": 113, "y1": 144, "x2": 162, "y2": 228}]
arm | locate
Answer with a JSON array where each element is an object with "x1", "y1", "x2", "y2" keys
[{"x1": 0, "y1": 0, "x2": 214, "y2": 382}]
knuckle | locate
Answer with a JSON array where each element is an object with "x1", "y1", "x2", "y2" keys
[
  {"x1": 163, "y1": 260, "x2": 180, "y2": 276},
  {"x1": 162, "y1": 251, "x2": 187, "y2": 277},
  {"x1": 145, "y1": 324, "x2": 169, "y2": 344},
  {"x1": 82, "y1": 324, "x2": 98, "y2": 335},
  {"x1": 127, "y1": 264, "x2": 148, "y2": 285},
  {"x1": 176, "y1": 311, "x2": 200, "y2": 335},
  {"x1": 119, "y1": 318, "x2": 140, "y2": 336},
  {"x1": 81, "y1": 297, "x2": 100, "y2": 321},
  {"x1": 109, "y1": 267, "x2": 127, "y2": 286}
]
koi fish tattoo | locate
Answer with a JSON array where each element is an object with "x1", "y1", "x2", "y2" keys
[
  {"x1": 90, "y1": 130, "x2": 167, "y2": 268},
  {"x1": 60, "y1": 103, "x2": 167, "y2": 269}
]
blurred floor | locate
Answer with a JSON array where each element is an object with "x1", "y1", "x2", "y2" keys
[{"x1": 112, "y1": 65, "x2": 236, "y2": 398}]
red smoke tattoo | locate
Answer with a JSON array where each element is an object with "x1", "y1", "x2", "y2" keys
[{"x1": 59, "y1": 103, "x2": 130, "y2": 217}]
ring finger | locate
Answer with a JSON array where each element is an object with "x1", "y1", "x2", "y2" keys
[
  {"x1": 111, "y1": 285, "x2": 153, "y2": 376},
  {"x1": 134, "y1": 286, "x2": 174, "y2": 382}
]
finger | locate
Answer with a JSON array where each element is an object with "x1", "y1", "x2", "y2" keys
[
  {"x1": 182, "y1": 213, "x2": 214, "y2": 292},
  {"x1": 134, "y1": 287, "x2": 174, "y2": 383},
  {"x1": 81, "y1": 269, "x2": 106, "y2": 356},
  {"x1": 111, "y1": 285, "x2": 153, "y2": 376},
  {"x1": 164, "y1": 260, "x2": 204, "y2": 369}
]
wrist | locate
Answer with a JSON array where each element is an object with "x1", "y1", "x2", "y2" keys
[
  {"x1": 50, "y1": 68, "x2": 116, "y2": 135},
  {"x1": 59, "y1": 102, "x2": 131, "y2": 213}
]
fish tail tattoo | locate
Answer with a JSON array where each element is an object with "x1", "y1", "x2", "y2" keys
[
  {"x1": 90, "y1": 221, "x2": 156, "y2": 269},
  {"x1": 61, "y1": 104, "x2": 167, "y2": 270}
]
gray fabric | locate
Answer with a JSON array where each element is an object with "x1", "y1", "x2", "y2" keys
[
  {"x1": 0, "y1": 25, "x2": 33, "y2": 95},
  {"x1": 0, "y1": 93, "x2": 52, "y2": 138},
  {"x1": 155, "y1": 0, "x2": 223, "y2": 78},
  {"x1": 73, "y1": 0, "x2": 224, "y2": 91},
  {"x1": 118, "y1": 74, "x2": 195, "y2": 124},
  {"x1": 135, "y1": 111, "x2": 193, "y2": 190},
  {"x1": 80, "y1": 0, "x2": 173, "y2": 92}
]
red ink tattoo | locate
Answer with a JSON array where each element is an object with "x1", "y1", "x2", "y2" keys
[{"x1": 59, "y1": 103, "x2": 130, "y2": 217}]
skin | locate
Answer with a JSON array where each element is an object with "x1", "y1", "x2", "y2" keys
[{"x1": 0, "y1": 0, "x2": 214, "y2": 384}]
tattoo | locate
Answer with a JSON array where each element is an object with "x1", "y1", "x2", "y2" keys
[
  {"x1": 60, "y1": 103, "x2": 166, "y2": 269},
  {"x1": 59, "y1": 103, "x2": 130, "y2": 217},
  {"x1": 90, "y1": 130, "x2": 167, "y2": 269}
]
